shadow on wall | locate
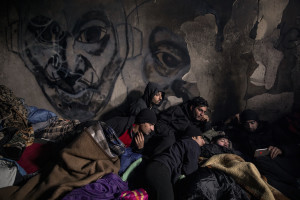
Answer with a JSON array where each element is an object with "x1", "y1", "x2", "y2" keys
[{"x1": 99, "y1": 90, "x2": 143, "y2": 121}]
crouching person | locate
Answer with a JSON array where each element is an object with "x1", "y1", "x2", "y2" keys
[{"x1": 144, "y1": 126, "x2": 205, "y2": 200}]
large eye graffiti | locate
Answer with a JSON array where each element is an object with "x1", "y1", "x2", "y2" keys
[
  {"x1": 148, "y1": 27, "x2": 190, "y2": 79},
  {"x1": 143, "y1": 27, "x2": 198, "y2": 102},
  {"x1": 73, "y1": 20, "x2": 111, "y2": 56},
  {"x1": 152, "y1": 42, "x2": 190, "y2": 77},
  {"x1": 76, "y1": 26, "x2": 107, "y2": 43},
  {"x1": 75, "y1": 24, "x2": 110, "y2": 55}
]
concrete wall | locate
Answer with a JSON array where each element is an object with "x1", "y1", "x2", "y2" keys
[{"x1": 0, "y1": 0, "x2": 299, "y2": 122}]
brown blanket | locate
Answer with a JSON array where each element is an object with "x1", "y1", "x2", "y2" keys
[
  {"x1": 0, "y1": 123, "x2": 120, "y2": 200},
  {"x1": 201, "y1": 154, "x2": 289, "y2": 200}
]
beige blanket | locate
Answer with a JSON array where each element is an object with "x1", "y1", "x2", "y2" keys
[
  {"x1": 201, "y1": 154, "x2": 289, "y2": 200},
  {"x1": 0, "y1": 123, "x2": 120, "y2": 200}
]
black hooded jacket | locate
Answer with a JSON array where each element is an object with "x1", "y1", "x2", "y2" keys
[
  {"x1": 144, "y1": 99, "x2": 211, "y2": 157},
  {"x1": 155, "y1": 100, "x2": 211, "y2": 138},
  {"x1": 130, "y1": 82, "x2": 165, "y2": 116}
]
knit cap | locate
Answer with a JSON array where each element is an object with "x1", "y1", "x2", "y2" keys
[
  {"x1": 183, "y1": 125, "x2": 203, "y2": 137},
  {"x1": 135, "y1": 108, "x2": 157, "y2": 125},
  {"x1": 240, "y1": 109, "x2": 259, "y2": 122}
]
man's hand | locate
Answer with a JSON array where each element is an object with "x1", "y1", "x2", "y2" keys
[
  {"x1": 268, "y1": 146, "x2": 282, "y2": 159},
  {"x1": 135, "y1": 132, "x2": 145, "y2": 149},
  {"x1": 201, "y1": 114, "x2": 209, "y2": 122}
]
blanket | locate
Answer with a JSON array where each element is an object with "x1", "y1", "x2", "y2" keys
[
  {"x1": 201, "y1": 154, "x2": 289, "y2": 200},
  {"x1": 0, "y1": 123, "x2": 120, "y2": 200}
]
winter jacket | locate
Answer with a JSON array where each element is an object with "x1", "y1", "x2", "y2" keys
[
  {"x1": 155, "y1": 100, "x2": 211, "y2": 138},
  {"x1": 144, "y1": 100, "x2": 211, "y2": 157}
]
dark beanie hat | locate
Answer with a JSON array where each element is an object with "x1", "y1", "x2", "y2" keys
[
  {"x1": 240, "y1": 109, "x2": 259, "y2": 122},
  {"x1": 135, "y1": 108, "x2": 157, "y2": 124},
  {"x1": 183, "y1": 125, "x2": 203, "y2": 137}
]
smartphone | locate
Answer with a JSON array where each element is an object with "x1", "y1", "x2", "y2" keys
[{"x1": 254, "y1": 148, "x2": 270, "y2": 157}]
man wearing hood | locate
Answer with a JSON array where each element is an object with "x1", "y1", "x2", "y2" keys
[
  {"x1": 144, "y1": 96, "x2": 211, "y2": 157},
  {"x1": 130, "y1": 82, "x2": 165, "y2": 116}
]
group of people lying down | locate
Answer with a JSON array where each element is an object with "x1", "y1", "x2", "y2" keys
[{"x1": 0, "y1": 83, "x2": 299, "y2": 200}]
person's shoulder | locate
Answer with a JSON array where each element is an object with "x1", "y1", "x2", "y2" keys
[
  {"x1": 160, "y1": 103, "x2": 183, "y2": 114},
  {"x1": 131, "y1": 98, "x2": 146, "y2": 107},
  {"x1": 130, "y1": 98, "x2": 147, "y2": 114},
  {"x1": 178, "y1": 137, "x2": 198, "y2": 147}
]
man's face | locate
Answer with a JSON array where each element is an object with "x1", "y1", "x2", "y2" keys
[
  {"x1": 139, "y1": 122, "x2": 155, "y2": 135},
  {"x1": 18, "y1": 0, "x2": 127, "y2": 120},
  {"x1": 243, "y1": 120, "x2": 258, "y2": 132},
  {"x1": 192, "y1": 136, "x2": 205, "y2": 147},
  {"x1": 216, "y1": 138, "x2": 229, "y2": 148},
  {"x1": 151, "y1": 91, "x2": 163, "y2": 105},
  {"x1": 191, "y1": 105, "x2": 207, "y2": 121}
]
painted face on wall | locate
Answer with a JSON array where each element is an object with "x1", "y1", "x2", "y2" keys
[
  {"x1": 124, "y1": 0, "x2": 201, "y2": 103},
  {"x1": 17, "y1": 0, "x2": 128, "y2": 120},
  {"x1": 143, "y1": 26, "x2": 194, "y2": 101}
]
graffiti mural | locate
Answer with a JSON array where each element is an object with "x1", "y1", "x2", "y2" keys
[
  {"x1": 10, "y1": 0, "x2": 216, "y2": 121},
  {"x1": 3, "y1": 0, "x2": 299, "y2": 122},
  {"x1": 12, "y1": 0, "x2": 131, "y2": 121}
]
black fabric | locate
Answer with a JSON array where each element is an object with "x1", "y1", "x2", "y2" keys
[
  {"x1": 129, "y1": 82, "x2": 165, "y2": 116},
  {"x1": 144, "y1": 161, "x2": 173, "y2": 200},
  {"x1": 130, "y1": 138, "x2": 201, "y2": 200},
  {"x1": 183, "y1": 125, "x2": 203, "y2": 137},
  {"x1": 147, "y1": 100, "x2": 211, "y2": 157},
  {"x1": 174, "y1": 167, "x2": 250, "y2": 200},
  {"x1": 0, "y1": 127, "x2": 24, "y2": 160},
  {"x1": 239, "y1": 109, "x2": 259, "y2": 122},
  {"x1": 142, "y1": 134, "x2": 176, "y2": 159},
  {"x1": 254, "y1": 156, "x2": 300, "y2": 200},
  {"x1": 153, "y1": 138, "x2": 201, "y2": 184},
  {"x1": 105, "y1": 116, "x2": 134, "y2": 137},
  {"x1": 135, "y1": 108, "x2": 157, "y2": 125}
]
